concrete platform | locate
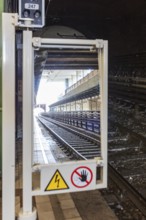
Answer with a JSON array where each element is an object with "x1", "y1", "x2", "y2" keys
[
  {"x1": 34, "y1": 117, "x2": 56, "y2": 164},
  {"x1": 34, "y1": 191, "x2": 118, "y2": 220}
]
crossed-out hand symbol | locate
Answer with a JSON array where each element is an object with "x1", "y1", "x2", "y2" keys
[{"x1": 79, "y1": 170, "x2": 88, "y2": 182}]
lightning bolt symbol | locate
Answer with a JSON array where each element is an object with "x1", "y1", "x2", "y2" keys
[{"x1": 55, "y1": 174, "x2": 60, "y2": 188}]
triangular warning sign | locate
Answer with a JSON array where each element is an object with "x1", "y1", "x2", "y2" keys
[{"x1": 45, "y1": 169, "x2": 69, "y2": 191}]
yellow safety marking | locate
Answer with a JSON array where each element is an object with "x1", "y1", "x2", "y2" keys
[{"x1": 45, "y1": 169, "x2": 69, "y2": 191}]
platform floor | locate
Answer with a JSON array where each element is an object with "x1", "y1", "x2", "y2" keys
[
  {"x1": 34, "y1": 117, "x2": 56, "y2": 164},
  {"x1": 35, "y1": 191, "x2": 118, "y2": 220}
]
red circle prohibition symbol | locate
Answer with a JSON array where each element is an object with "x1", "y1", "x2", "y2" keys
[{"x1": 71, "y1": 166, "x2": 93, "y2": 188}]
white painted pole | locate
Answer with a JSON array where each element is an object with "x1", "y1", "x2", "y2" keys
[
  {"x1": 2, "y1": 13, "x2": 16, "y2": 220},
  {"x1": 98, "y1": 41, "x2": 108, "y2": 188},
  {"x1": 23, "y1": 29, "x2": 33, "y2": 212},
  {"x1": 18, "y1": 30, "x2": 37, "y2": 219}
]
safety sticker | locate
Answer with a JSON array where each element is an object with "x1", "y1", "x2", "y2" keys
[
  {"x1": 71, "y1": 166, "x2": 93, "y2": 188},
  {"x1": 45, "y1": 169, "x2": 69, "y2": 191}
]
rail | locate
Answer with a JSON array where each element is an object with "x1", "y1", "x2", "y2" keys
[
  {"x1": 109, "y1": 164, "x2": 146, "y2": 217},
  {"x1": 38, "y1": 116, "x2": 100, "y2": 160}
]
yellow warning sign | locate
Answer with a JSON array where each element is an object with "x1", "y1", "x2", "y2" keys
[{"x1": 45, "y1": 169, "x2": 69, "y2": 191}]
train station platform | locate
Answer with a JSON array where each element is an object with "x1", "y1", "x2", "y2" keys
[{"x1": 35, "y1": 190, "x2": 118, "y2": 220}]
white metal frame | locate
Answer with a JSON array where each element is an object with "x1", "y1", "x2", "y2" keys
[
  {"x1": 22, "y1": 30, "x2": 36, "y2": 216},
  {"x1": 32, "y1": 37, "x2": 108, "y2": 190},
  {"x1": 18, "y1": 31, "x2": 37, "y2": 220},
  {"x1": 2, "y1": 12, "x2": 108, "y2": 219},
  {"x1": 2, "y1": 13, "x2": 16, "y2": 220},
  {"x1": 32, "y1": 37, "x2": 104, "y2": 49},
  {"x1": 98, "y1": 41, "x2": 108, "y2": 188}
]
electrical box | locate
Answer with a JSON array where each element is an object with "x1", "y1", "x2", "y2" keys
[{"x1": 19, "y1": 0, "x2": 45, "y2": 28}]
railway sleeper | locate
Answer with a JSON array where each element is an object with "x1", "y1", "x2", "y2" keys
[
  {"x1": 79, "y1": 152, "x2": 100, "y2": 156},
  {"x1": 74, "y1": 148, "x2": 99, "y2": 152},
  {"x1": 76, "y1": 150, "x2": 100, "y2": 154},
  {"x1": 73, "y1": 146, "x2": 98, "y2": 149},
  {"x1": 76, "y1": 148, "x2": 99, "y2": 151},
  {"x1": 70, "y1": 144, "x2": 97, "y2": 147}
]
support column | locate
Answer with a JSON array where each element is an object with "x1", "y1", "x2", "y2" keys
[
  {"x1": 71, "y1": 74, "x2": 76, "y2": 85},
  {"x1": 2, "y1": 13, "x2": 16, "y2": 220},
  {"x1": 98, "y1": 41, "x2": 108, "y2": 188},
  {"x1": 76, "y1": 70, "x2": 82, "y2": 81},
  {"x1": 65, "y1": 78, "x2": 69, "y2": 89},
  {"x1": 18, "y1": 30, "x2": 36, "y2": 220},
  {"x1": 83, "y1": 98, "x2": 91, "y2": 111},
  {"x1": 0, "y1": 0, "x2": 4, "y2": 174}
]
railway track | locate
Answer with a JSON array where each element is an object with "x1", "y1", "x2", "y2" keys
[
  {"x1": 109, "y1": 164, "x2": 146, "y2": 218},
  {"x1": 38, "y1": 116, "x2": 100, "y2": 160},
  {"x1": 38, "y1": 115, "x2": 146, "y2": 218}
]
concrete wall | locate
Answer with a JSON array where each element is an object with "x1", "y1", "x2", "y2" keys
[{"x1": 107, "y1": 18, "x2": 146, "y2": 56}]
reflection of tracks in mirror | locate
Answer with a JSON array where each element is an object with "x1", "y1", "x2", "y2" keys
[{"x1": 38, "y1": 116, "x2": 100, "y2": 160}]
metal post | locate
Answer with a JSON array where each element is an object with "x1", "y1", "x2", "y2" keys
[
  {"x1": 103, "y1": 41, "x2": 108, "y2": 187},
  {"x1": 98, "y1": 41, "x2": 108, "y2": 188},
  {"x1": 2, "y1": 13, "x2": 16, "y2": 220},
  {"x1": 18, "y1": 30, "x2": 36, "y2": 220},
  {"x1": 0, "y1": 0, "x2": 4, "y2": 175}
]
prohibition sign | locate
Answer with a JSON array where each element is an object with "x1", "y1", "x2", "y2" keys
[{"x1": 71, "y1": 166, "x2": 93, "y2": 188}]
